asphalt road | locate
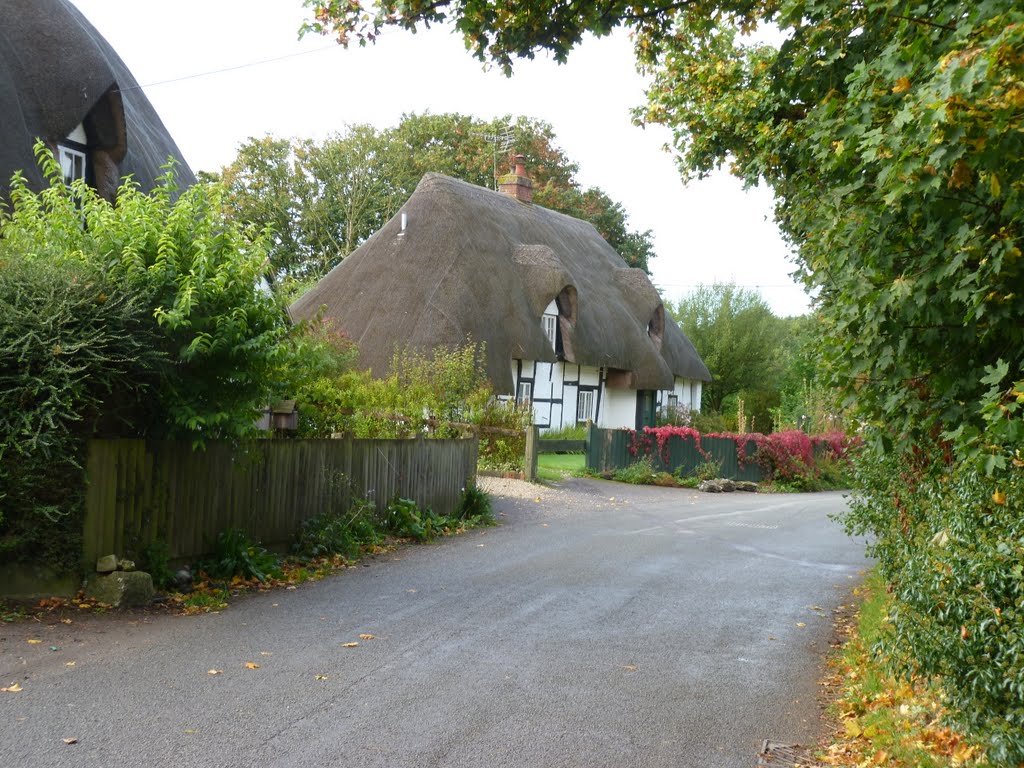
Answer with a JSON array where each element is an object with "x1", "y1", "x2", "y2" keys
[{"x1": 0, "y1": 479, "x2": 867, "y2": 768}]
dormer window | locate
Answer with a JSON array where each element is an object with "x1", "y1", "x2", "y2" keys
[
  {"x1": 542, "y1": 313, "x2": 557, "y2": 349},
  {"x1": 57, "y1": 123, "x2": 89, "y2": 185},
  {"x1": 647, "y1": 304, "x2": 665, "y2": 350},
  {"x1": 58, "y1": 144, "x2": 86, "y2": 184}
]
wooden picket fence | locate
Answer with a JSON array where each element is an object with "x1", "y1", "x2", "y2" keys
[{"x1": 82, "y1": 437, "x2": 478, "y2": 566}]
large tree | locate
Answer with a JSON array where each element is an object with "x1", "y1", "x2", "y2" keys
[
  {"x1": 218, "y1": 113, "x2": 655, "y2": 282},
  {"x1": 669, "y1": 283, "x2": 788, "y2": 429},
  {"x1": 219, "y1": 126, "x2": 404, "y2": 286}
]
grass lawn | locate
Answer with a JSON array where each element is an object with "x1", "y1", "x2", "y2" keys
[{"x1": 537, "y1": 452, "x2": 585, "y2": 482}]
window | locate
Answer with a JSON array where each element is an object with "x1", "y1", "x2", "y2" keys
[
  {"x1": 541, "y1": 314, "x2": 557, "y2": 348},
  {"x1": 517, "y1": 381, "x2": 532, "y2": 404},
  {"x1": 58, "y1": 145, "x2": 87, "y2": 185},
  {"x1": 647, "y1": 304, "x2": 665, "y2": 349},
  {"x1": 577, "y1": 389, "x2": 595, "y2": 423},
  {"x1": 668, "y1": 394, "x2": 679, "y2": 412}
]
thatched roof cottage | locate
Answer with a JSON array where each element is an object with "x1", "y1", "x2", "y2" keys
[
  {"x1": 0, "y1": 0, "x2": 195, "y2": 201},
  {"x1": 290, "y1": 161, "x2": 710, "y2": 431}
]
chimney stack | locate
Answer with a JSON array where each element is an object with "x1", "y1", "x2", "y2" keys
[{"x1": 498, "y1": 154, "x2": 533, "y2": 204}]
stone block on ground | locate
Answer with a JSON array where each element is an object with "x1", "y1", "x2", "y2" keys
[
  {"x1": 698, "y1": 479, "x2": 748, "y2": 493},
  {"x1": 85, "y1": 571, "x2": 154, "y2": 608}
]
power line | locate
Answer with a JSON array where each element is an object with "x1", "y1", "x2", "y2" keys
[
  {"x1": 654, "y1": 283, "x2": 805, "y2": 289},
  {"x1": 114, "y1": 44, "x2": 339, "y2": 93}
]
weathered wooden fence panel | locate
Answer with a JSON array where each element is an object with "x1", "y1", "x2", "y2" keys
[
  {"x1": 666, "y1": 435, "x2": 704, "y2": 474},
  {"x1": 586, "y1": 424, "x2": 634, "y2": 474},
  {"x1": 83, "y1": 437, "x2": 478, "y2": 565},
  {"x1": 585, "y1": 427, "x2": 763, "y2": 481},
  {"x1": 700, "y1": 436, "x2": 762, "y2": 482}
]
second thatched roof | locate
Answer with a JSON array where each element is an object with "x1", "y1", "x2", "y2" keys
[
  {"x1": 290, "y1": 172, "x2": 710, "y2": 393},
  {"x1": 0, "y1": 0, "x2": 195, "y2": 198}
]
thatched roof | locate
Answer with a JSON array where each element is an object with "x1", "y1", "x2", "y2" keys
[
  {"x1": 0, "y1": 0, "x2": 195, "y2": 199},
  {"x1": 290, "y1": 172, "x2": 711, "y2": 393}
]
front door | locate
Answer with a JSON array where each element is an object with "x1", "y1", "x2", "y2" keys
[{"x1": 636, "y1": 390, "x2": 657, "y2": 430}]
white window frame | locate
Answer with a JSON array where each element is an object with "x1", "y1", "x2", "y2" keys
[
  {"x1": 541, "y1": 314, "x2": 557, "y2": 349},
  {"x1": 58, "y1": 144, "x2": 87, "y2": 185},
  {"x1": 577, "y1": 389, "x2": 595, "y2": 423},
  {"x1": 517, "y1": 381, "x2": 532, "y2": 405}
]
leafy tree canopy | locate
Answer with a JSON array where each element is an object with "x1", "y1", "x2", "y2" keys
[
  {"x1": 667, "y1": 284, "x2": 786, "y2": 428},
  {"x1": 302, "y1": 1, "x2": 1023, "y2": 459},
  {"x1": 1, "y1": 145, "x2": 290, "y2": 444},
  {"x1": 300, "y1": 0, "x2": 728, "y2": 72},
  {"x1": 217, "y1": 112, "x2": 654, "y2": 284}
]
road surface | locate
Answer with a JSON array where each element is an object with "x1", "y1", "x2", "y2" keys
[{"x1": 0, "y1": 478, "x2": 867, "y2": 767}]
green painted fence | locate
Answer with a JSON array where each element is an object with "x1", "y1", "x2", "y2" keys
[
  {"x1": 586, "y1": 426, "x2": 762, "y2": 481},
  {"x1": 83, "y1": 437, "x2": 478, "y2": 566}
]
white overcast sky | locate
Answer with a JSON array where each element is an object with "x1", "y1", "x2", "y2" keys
[{"x1": 70, "y1": 0, "x2": 810, "y2": 317}]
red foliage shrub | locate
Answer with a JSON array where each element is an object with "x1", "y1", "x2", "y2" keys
[
  {"x1": 630, "y1": 425, "x2": 703, "y2": 467},
  {"x1": 750, "y1": 430, "x2": 815, "y2": 482},
  {"x1": 623, "y1": 424, "x2": 858, "y2": 483}
]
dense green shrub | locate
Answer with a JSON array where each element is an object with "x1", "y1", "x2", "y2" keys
[
  {"x1": 688, "y1": 410, "x2": 730, "y2": 434},
  {"x1": 384, "y1": 497, "x2": 455, "y2": 542},
  {"x1": 139, "y1": 539, "x2": 176, "y2": 591},
  {"x1": 294, "y1": 497, "x2": 382, "y2": 558},
  {"x1": 845, "y1": 444, "x2": 1024, "y2": 764},
  {"x1": 202, "y1": 529, "x2": 281, "y2": 583},
  {"x1": 0, "y1": 147, "x2": 292, "y2": 574},
  {"x1": 3, "y1": 149, "x2": 289, "y2": 442},
  {"x1": 475, "y1": 399, "x2": 532, "y2": 473},
  {"x1": 613, "y1": 457, "x2": 658, "y2": 485},
  {"x1": 290, "y1": 340, "x2": 494, "y2": 439},
  {"x1": 540, "y1": 425, "x2": 587, "y2": 441},
  {"x1": 455, "y1": 484, "x2": 494, "y2": 525}
]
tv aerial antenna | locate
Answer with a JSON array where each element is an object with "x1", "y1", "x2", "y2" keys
[{"x1": 480, "y1": 125, "x2": 514, "y2": 189}]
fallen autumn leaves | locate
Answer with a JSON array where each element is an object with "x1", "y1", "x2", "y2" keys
[{"x1": 816, "y1": 575, "x2": 987, "y2": 768}]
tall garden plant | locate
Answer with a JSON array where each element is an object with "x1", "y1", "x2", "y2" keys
[{"x1": 0, "y1": 146, "x2": 290, "y2": 572}]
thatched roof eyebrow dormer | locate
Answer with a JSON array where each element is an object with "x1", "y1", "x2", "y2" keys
[
  {"x1": 0, "y1": 0, "x2": 195, "y2": 199},
  {"x1": 290, "y1": 172, "x2": 711, "y2": 393}
]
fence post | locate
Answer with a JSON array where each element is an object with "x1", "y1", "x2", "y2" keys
[
  {"x1": 524, "y1": 424, "x2": 540, "y2": 482},
  {"x1": 586, "y1": 421, "x2": 599, "y2": 473}
]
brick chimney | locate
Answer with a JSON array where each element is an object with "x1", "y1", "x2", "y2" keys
[{"x1": 498, "y1": 154, "x2": 533, "y2": 204}]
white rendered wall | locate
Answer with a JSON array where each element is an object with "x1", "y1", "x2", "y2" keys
[{"x1": 600, "y1": 388, "x2": 637, "y2": 430}]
